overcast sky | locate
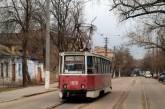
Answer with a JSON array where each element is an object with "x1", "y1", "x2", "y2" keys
[{"x1": 84, "y1": 0, "x2": 146, "y2": 59}]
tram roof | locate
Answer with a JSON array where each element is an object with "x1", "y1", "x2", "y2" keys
[{"x1": 60, "y1": 52, "x2": 112, "y2": 61}]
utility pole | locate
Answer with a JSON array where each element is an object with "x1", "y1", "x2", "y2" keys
[
  {"x1": 45, "y1": 0, "x2": 50, "y2": 89},
  {"x1": 100, "y1": 33, "x2": 119, "y2": 56},
  {"x1": 113, "y1": 46, "x2": 116, "y2": 78},
  {"x1": 104, "y1": 37, "x2": 108, "y2": 56},
  {"x1": 152, "y1": 47, "x2": 155, "y2": 74},
  {"x1": 156, "y1": 36, "x2": 159, "y2": 75}
]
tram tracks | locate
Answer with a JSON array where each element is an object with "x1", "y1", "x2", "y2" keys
[
  {"x1": 46, "y1": 78, "x2": 136, "y2": 109},
  {"x1": 112, "y1": 91, "x2": 129, "y2": 109},
  {"x1": 46, "y1": 93, "x2": 110, "y2": 109},
  {"x1": 79, "y1": 79, "x2": 136, "y2": 109},
  {"x1": 46, "y1": 101, "x2": 66, "y2": 109},
  {"x1": 46, "y1": 97, "x2": 100, "y2": 109},
  {"x1": 112, "y1": 78, "x2": 151, "y2": 109},
  {"x1": 45, "y1": 100, "x2": 91, "y2": 109},
  {"x1": 141, "y1": 80, "x2": 150, "y2": 109},
  {"x1": 112, "y1": 79, "x2": 136, "y2": 109}
]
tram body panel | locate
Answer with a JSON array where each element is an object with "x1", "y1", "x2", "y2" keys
[{"x1": 59, "y1": 74, "x2": 111, "y2": 91}]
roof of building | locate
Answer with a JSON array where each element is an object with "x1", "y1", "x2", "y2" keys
[
  {"x1": 0, "y1": 44, "x2": 42, "y2": 61},
  {"x1": 0, "y1": 45, "x2": 14, "y2": 56}
]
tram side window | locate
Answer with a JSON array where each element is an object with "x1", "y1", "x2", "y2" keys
[
  {"x1": 100, "y1": 58, "x2": 103, "y2": 74},
  {"x1": 102, "y1": 59, "x2": 104, "y2": 74},
  {"x1": 104, "y1": 59, "x2": 107, "y2": 74},
  {"x1": 87, "y1": 56, "x2": 95, "y2": 74},
  {"x1": 108, "y1": 61, "x2": 111, "y2": 74},
  {"x1": 100, "y1": 58, "x2": 102, "y2": 74},
  {"x1": 97, "y1": 57, "x2": 101, "y2": 74},
  {"x1": 108, "y1": 61, "x2": 110, "y2": 73},
  {"x1": 103, "y1": 59, "x2": 105, "y2": 74},
  {"x1": 104, "y1": 59, "x2": 107, "y2": 73},
  {"x1": 107, "y1": 60, "x2": 110, "y2": 74},
  {"x1": 107, "y1": 61, "x2": 109, "y2": 74},
  {"x1": 105, "y1": 60, "x2": 107, "y2": 74},
  {"x1": 99, "y1": 58, "x2": 102, "y2": 74},
  {"x1": 109, "y1": 61, "x2": 112, "y2": 73},
  {"x1": 94, "y1": 57, "x2": 98, "y2": 73},
  {"x1": 104, "y1": 60, "x2": 106, "y2": 74},
  {"x1": 96, "y1": 57, "x2": 100, "y2": 74}
]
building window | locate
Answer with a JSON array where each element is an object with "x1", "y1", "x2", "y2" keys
[
  {"x1": 18, "y1": 64, "x2": 21, "y2": 76},
  {"x1": 1, "y1": 63, "x2": 3, "y2": 78},
  {"x1": 6, "y1": 62, "x2": 8, "y2": 78}
]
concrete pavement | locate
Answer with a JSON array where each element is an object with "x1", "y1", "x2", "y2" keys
[{"x1": 0, "y1": 83, "x2": 58, "y2": 103}]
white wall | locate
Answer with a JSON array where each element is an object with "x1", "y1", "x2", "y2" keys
[{"x1": 0, "y1": 57, "x2": 44, "y2": 84}]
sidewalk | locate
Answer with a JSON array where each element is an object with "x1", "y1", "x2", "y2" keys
[{"x1": 0, "y1": 83, "x2": 58, "y2": 103}]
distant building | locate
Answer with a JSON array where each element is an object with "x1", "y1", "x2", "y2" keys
[
  {"x1": 0, "y1": 45, "x2": 44, "y2": 86},
  {"x1": 93, "y1": 46, "x2": 114, "y2": 59}
]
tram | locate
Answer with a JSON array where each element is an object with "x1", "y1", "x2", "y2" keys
[{"x1": 58, "y1": 52, "x2": 112, "y2": 99}]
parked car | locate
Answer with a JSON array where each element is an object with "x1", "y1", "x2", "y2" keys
[
  {"x1": 145, "y1": 71, "x2": 152, "y2": 78},
  {"x1": 159, "y1": 73, "x2": 165, "y2": 83},
  {"x1": 130, "y1": 73, "x2": 137, "y2": 77}
]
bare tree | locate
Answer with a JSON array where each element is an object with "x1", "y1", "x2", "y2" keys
[
  {"x1": 32, "y1": 0, "x2": 46, "y2": 65},
  {"x1": 51, "y1": 0, "x2": 72, "y2": 52},
  {"x1": 127, "y1": 15, "x2": 165, "y2": 51},
  {"x1": 0, "y1": 0, "x2": 42, "y2": 86},
  {"x1": 141, "y1": 50, "x2": 165, "y2": 73},
  {"x1": 112, "y1": 47, "x2": 135, "y2": 76},
  {"x1": 128, "y1": 30, "x2": 165, "y2": 51},
  {"x1": 110, "y1": 0, "x2": 165, "y2": 21},
  {"x1": 51, "y1": 0, "x2": 95, "y2": 52},
  {"x1": 110, "y1": 0, "x2": 165, "y2": 51}
]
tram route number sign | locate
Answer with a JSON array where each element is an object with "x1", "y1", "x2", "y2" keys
[
  {"x1": 70, "y1": 81, "x2": 79, "y2": 85},
  {"x1": 65, "y1": 56, "x2": 84, "y2": 61}
]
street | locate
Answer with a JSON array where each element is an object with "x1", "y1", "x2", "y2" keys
[{"x1": 0, "y1": 77, "x2": 165, "y2": 109}]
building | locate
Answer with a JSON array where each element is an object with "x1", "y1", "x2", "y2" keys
[
  {"x1": 0, "y1": 45, "x2": 44, "y2": 86},
  {"x1": 93, "y1": 46, "x2": 114, "y2": 59}
]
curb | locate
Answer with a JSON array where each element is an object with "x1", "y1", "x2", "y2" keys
[{"x1": 0, "y1": 89, "x2": 57, "y2": 104}]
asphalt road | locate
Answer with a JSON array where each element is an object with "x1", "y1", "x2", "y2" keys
[{"x1": 0, "y1": 77, "x2": 165, "y2": 109}]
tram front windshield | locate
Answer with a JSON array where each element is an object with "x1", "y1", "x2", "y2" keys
[{"x1": 64, "y1": 55, "x2": 84, "y2": 74}]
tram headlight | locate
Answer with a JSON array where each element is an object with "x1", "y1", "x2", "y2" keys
[
  {"x1": 63, "y1": 84, "x2": 67, "y2": 89},
  {"x1": 81, "y1": 84, "x2": 85, "y2": 89}
]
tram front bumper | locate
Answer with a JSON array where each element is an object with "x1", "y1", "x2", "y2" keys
[{"x1": 59, "y1": 90, "x2": 87, "y2": 98}]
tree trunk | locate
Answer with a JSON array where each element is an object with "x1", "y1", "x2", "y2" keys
[
  {"x1": 41, "y1": 29, "x2": 46, "y2": 68},
  {"x1": 22, "y1": 32, "x2": 31, "y2": 86},
  {"x1": 58, "y1": 31, "x2": 63, "y2": 52}
]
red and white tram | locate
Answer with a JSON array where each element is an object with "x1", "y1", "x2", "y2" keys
[{"x1": 58, "y1": 52, "x2": 112, "y2": 99}]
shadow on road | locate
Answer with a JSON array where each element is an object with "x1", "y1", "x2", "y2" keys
[{"x1": 63, "y1": 93, "x2": 110, "y2": 104}]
